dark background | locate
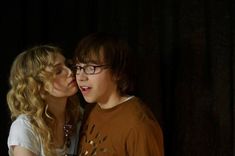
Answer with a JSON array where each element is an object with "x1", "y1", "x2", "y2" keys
[{"x1": 1, "y1": 0, "x2": 234, "y2": 156}]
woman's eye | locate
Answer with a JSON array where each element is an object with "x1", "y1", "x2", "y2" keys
[{"x1": 55, "y1": 68, "x2": 63, "y2": 75}]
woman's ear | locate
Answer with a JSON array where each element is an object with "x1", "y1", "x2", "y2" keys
[
  {"x1": 40, "y1": 90, "x2": 47, "y2": 99},
  {"x1": 40, "y1": 84, "x2": 50, "y2": 99}
]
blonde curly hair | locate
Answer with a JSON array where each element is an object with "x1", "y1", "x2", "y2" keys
[{"x1": 7, "y1": 45, "x2": 81, "y2": 156}]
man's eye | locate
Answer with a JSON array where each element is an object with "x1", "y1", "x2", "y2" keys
[
  {"x1": 87, "y1": 66, "x2": 94, "y2": 70},
  {"x1": 86, "y1": 66, "x2": 95, "y2": 71}
]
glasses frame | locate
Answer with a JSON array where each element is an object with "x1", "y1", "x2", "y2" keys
[{"x1": 73, "y1": 64, "x2": 110, "y2": 75}]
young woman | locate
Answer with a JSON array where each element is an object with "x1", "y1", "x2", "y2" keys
[{"x1": 7, "y1": 45, "x2": 82, "y2": 156}]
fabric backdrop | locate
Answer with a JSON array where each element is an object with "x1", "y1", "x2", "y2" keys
[{"x1": 0, "y1": 0, "x2": 234, "y2": 155}]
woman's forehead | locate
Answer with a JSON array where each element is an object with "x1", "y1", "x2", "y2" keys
[{"x1": 54, "y1": 53, "x2": 65, "y2": 63}]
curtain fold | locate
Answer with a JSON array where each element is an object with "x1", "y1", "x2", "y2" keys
[{"x1": 1, "y1": 0, "x2": 234, "y2": 155}]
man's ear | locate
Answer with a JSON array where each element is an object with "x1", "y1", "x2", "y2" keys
[{"x1": 112, "y1": 73, "x2": 120, "y2": 82}]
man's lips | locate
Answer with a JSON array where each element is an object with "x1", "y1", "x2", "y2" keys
[{"x1": 79, "y1": 86, "x2": 91, "y2": 92}]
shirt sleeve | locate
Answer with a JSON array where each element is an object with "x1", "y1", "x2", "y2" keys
[
  {"x1": 7, "y1": 117, "x2": 40, "y2": 156},
  {"x1": 126, "y1": 119, "x2": 164, "y2": 156}
]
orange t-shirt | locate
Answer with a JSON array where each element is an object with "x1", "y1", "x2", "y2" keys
[{"x1": 78, "y1": 97, "x2": 164, "y2": 156}]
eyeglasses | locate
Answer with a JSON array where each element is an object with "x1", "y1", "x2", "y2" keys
[{"x1": 72, "y1": 64, "x2": 110, "y2": 75}]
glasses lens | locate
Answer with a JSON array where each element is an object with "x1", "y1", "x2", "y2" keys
[{"x1": 85, "y1": 66, "x2": 95, "y2": 74}]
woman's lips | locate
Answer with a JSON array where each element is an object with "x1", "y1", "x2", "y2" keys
[{"x1": 68, "y1": 79, "x2": 77, "y2": 86}]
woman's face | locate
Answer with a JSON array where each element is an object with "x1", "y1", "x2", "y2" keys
[{"x1": 46, "y1": 53, "x2": 78, "y2": 98}]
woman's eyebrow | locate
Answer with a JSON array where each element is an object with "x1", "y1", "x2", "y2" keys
[{"x1": 54, "y1": 62, "x2": 63, "y2": 67}]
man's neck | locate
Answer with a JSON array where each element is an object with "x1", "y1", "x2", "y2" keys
[{"x1": 98, "y1": 95, "x2": 132, "y2": 109}]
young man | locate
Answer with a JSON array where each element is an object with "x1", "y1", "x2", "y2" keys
[{"x1": 74, "y1": 32, "x2": 164, "y2": 156}]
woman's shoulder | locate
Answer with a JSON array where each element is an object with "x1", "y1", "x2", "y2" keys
[
  {"x1": 9, "y1": 114, "x2": 36, "y2": 137},
  {"x1": 11, "y1": 114, "x2": 31, "y2": 127},
  {"x1": 8, "y1": 114, "x2": 41, "y2": 156}
]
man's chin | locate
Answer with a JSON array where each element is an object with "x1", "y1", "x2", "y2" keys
[{"x1": 83, "y1": 97, "x2": 95, "y2": 104}]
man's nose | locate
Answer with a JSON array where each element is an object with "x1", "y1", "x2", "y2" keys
[{"x1": 76, "y1": 70, "x2": 88, "y2": 81}]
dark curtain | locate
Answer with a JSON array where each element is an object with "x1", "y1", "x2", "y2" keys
[{"x1": 0, "y1": 0, "x2": 234, "y2": 156}]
